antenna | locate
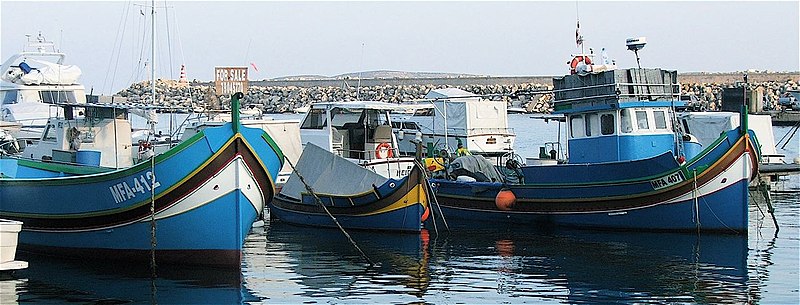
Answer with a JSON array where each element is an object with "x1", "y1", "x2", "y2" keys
[{"x1": 626, "y1": 37, "x2": 647, "y2": 68}]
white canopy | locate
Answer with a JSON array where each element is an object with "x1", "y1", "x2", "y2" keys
[{"x1": 423, "y1": 88, "x2": 508, "y2": 136}]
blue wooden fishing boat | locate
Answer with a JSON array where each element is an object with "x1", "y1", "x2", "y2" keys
[
  {"x1": 269, "y1": 143, "x2": 429, "y2": 232},
  {"x1": 0, "y1": 93, "x2": 284, "y2": 266},
  {"x1": 428, "y1": 52, "x2": 760, "y2": 233}
]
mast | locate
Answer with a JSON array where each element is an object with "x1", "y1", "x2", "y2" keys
[{"x1": 150, "y1": 0, "x2": 156, "y2": 135}]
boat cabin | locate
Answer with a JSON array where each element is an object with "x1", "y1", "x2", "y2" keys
[
  {"x1": 552, "y1": 68, "x2": 690, "y2": 164},
  {"x1": 22, "y1": 103, "x2": 133, "y2": 168},
  {"x1": 299, "y1": 101, "x2": 421, "y2": 179},
  {"x1": 301, "y1": 101, "x2": 411, "y2": 160},
  {"x1": 396, "y1": 88, "x2": 515, "y2": 161}
]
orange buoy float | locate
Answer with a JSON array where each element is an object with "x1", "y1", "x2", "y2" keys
[
  {"x1": 495, "y1": 188, "x2": 516, "y2": 211},
  {"x1": 420, "y1": 205, "x2": 430, "y2": 222}
]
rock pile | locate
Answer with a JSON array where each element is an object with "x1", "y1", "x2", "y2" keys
[{"x1": 117, "y1": 78, "x2": 797, "y2": 113}]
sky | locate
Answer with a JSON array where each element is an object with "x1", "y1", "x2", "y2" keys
[{"x1": 2, "y1": 1, "x2": 798, "y2": 95}]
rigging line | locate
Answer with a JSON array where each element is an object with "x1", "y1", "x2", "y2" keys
[
  {"x1": 172, "y1": 7, "x2": 187, "y2": 68},
  {"x1": 244, "y1": 38, "x2": 253, "y2": 65},
  {"x1": 103, "y1": 0, "x2": 133, "y2": 94},
  {"x1": 282, "y1": 155, "x2": 375, "y2": 266},
  {"x1": 774, "y1": 119, "x2": 799, "y2": 146},
  {"x1": 164, "y1": 0, "x2": 174, "y2": 79},
  {"x1": 778, "y1": 120, "x2": 800, "y2": 149}
]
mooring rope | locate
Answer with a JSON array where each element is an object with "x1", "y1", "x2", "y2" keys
[
  {"x1": 149, "y1": 153, "x2": 157, "y2": 278},
  {"x1": 282, "y1": 156, "x2": 374, "y2": 266},
  {"x1": 414, "y1": 159, "x2": 449, "y2": 233}
]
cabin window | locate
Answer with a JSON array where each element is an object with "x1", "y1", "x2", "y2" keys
[
  {"x1": 654, "y1": 111, "x2": 668, "y2": 129},
  {"x1": 1, "y1": 91, "x2": 17, "y2": 104},
  {"x1": 413, "y1": 108, "x2": 434, "y2": 116},
  {"x1": 300, "y1": 108, "x2": 326, "y2": 129},
  {"x1": 620, "y1": 109, "x2": 632, "y2": 133},
  {"x1": 570, "y1": 115, "x2": 584, "y2": 138},
  {"x1": 601, "y1": 114, "x2": 615, "y2": 135},
  {"x1": 40, "y1": 91, "x2": 76, "y2": 104},
  {"x1": 635, "y1": 110, "x2": 649, "y2": 130},
  {"x1": 42, "y1": 125, "x2": 57, "y2": 142}
]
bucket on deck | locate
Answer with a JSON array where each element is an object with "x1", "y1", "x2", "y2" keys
[{"x1": 76, "y1": 150, "x2": 102, "y2": 166}]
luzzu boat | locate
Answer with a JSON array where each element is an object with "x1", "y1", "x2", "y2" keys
[
  {"x1": 429, "y1": 60, "x2": 760, "y2": 233},
  {"x1": 0, "y1": 93, "x2": 284, "y2": 266},
  {"x1": 269, "y1": 143, "x2": 429, "y2": 232}
]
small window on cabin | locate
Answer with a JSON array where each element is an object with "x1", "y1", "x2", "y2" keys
[
  {"x1": 42, "y1": 125, "x2": 57, "y2": 142},
  {"x1": 620, "y1": 109, "x2": 632, "y2": 133},
  {"x1": 1, "y1": 91, "x2": 17, "y2": 105},
  {"x1": 635, "y1": 110, "x2": 649, "y2": 130},
  {"x1": 413, "y1": 108, "x2": 433, "y2": 116},
  {"x1": 601, "y1": 114, "x2": 615, "y2": 135},
  {"x1": 654, "y1": 111, "x2": 668, "y2": 129},
  {"x1": 570, "y1": 115, "x2": 584, "y2": 138},
  {"x1": 300, "y1": 108, "x2": 326, "y2": 129}
]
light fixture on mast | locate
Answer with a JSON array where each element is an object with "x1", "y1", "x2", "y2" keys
[{"x1": 626, "y1": 37, "x2": 647, "y2": 68}]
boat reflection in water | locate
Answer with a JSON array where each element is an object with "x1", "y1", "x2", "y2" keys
[
  {"x1": 244, "y1": 221, "x2": 431, "y2": 302},
  {"x1": 7, "y1": 252, "x2": 258, "y2": 304},
  {"x1": 434, "y1": 225, "x2": 751, "y2": 304},
  {"x1": 245, "y1": 218, "x2": 755, "y2": 304}
]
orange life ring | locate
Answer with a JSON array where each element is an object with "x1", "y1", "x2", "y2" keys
[
  {"x1": 375, "y1": 142, "x2": 394, "y2": 159},
  {"x1": 570, "y1": 55, "x2": 593, "y2": 70}
]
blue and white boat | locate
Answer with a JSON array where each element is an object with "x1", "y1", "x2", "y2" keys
[
  {"x1": 428, "y1": 51, "x2": 761, "y2": 233},
  {"x1": 269, "y1": 143, "x2": 429, "y2": 232},
  {"x1": 0, "y1": 93, "x2": 284, "y2": 266}
]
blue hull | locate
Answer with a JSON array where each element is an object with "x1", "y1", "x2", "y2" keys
[
  {"x1": 436, "y1": 179, "x2": 749, "y2": 232},
  {"x1": 0, "y1": 122, "x2": 284, "y2": 266},
  {"x1": 430, "y1": 129, "x2": 758, "y2": 233}
]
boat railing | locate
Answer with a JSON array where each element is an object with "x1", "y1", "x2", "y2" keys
[{"x1": 553, "y1": 82, "x2": 680, "y2": 104}]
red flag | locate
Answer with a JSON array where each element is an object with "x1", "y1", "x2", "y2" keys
[{"x1": 250, "y1": 62, "x2": 259, "y2": 72}]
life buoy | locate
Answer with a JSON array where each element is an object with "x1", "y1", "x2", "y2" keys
[
  {"x1": 375, "y1": 142, "x2": 394, "y2": 159},
  {"x1": 569, "y1": 55, "x2": 593, "y2": 71}
]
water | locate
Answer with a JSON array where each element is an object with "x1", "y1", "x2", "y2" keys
[{"x1": 4, "y1": 115, "x2": 798, "y2": 304}]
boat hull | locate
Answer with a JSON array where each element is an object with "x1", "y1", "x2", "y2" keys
[
  {"x1": 0, "y1": 123, "x2": 284, "y2": 266},
  {"x1": 430, "y1": 129, "x2": 758, "y2": 233},
  {"x1": 269, "y1": 166, "x2": 428, "y2": 233}
]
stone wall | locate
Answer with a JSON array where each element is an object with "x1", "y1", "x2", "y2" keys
[{"x1": 116, "y1": 72, "x2": 799, "y2": 113}]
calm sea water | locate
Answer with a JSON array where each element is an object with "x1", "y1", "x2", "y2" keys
[{"x1": 4, "y1": 115, "x2": 798, "y2": 304}]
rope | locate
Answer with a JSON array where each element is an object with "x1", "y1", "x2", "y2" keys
[
  {"x1": 149, "y1": 153, "x2": 157, "y2": 278},
  {"x1": 282, "y1": 156, "x2": 374, "y2": 266},
  {"x1": 414, "y1": 159, "x2": 449, "y2": 232},
  {"x1": 693, "y1": 169, "x2": 700, "y2": 233},
  {"x1": 778, "y1": 120, "x2": 800, "y2": 150}
]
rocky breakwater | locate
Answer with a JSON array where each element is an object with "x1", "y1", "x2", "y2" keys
[
  {"x1": 118, "y1": 80, "x2": 554, "y2": 113},
  {"x1": 118, "y1": 77, "x2": 798, "y2": 114}
]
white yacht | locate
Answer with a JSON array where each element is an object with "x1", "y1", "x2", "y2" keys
[{"x1": 1, "y1": 33, "x2": 87, "y2": 139}]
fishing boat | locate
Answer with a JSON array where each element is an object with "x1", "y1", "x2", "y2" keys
[
  {"x1": 269, "y1": 143, "x2": 429, "y2": 232},
  {"x1": 299, "y1": 101, "x2": 425, "y2": 179},
  {"x1": 0, "y1": 93, "x2": 284, "y2": 266},
  {"x1": 427, "y1": 42, "x2": 760, "y2": 233},
  {"x1": 1, "y1": 32, "x2": 87, "y2": 139}
]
